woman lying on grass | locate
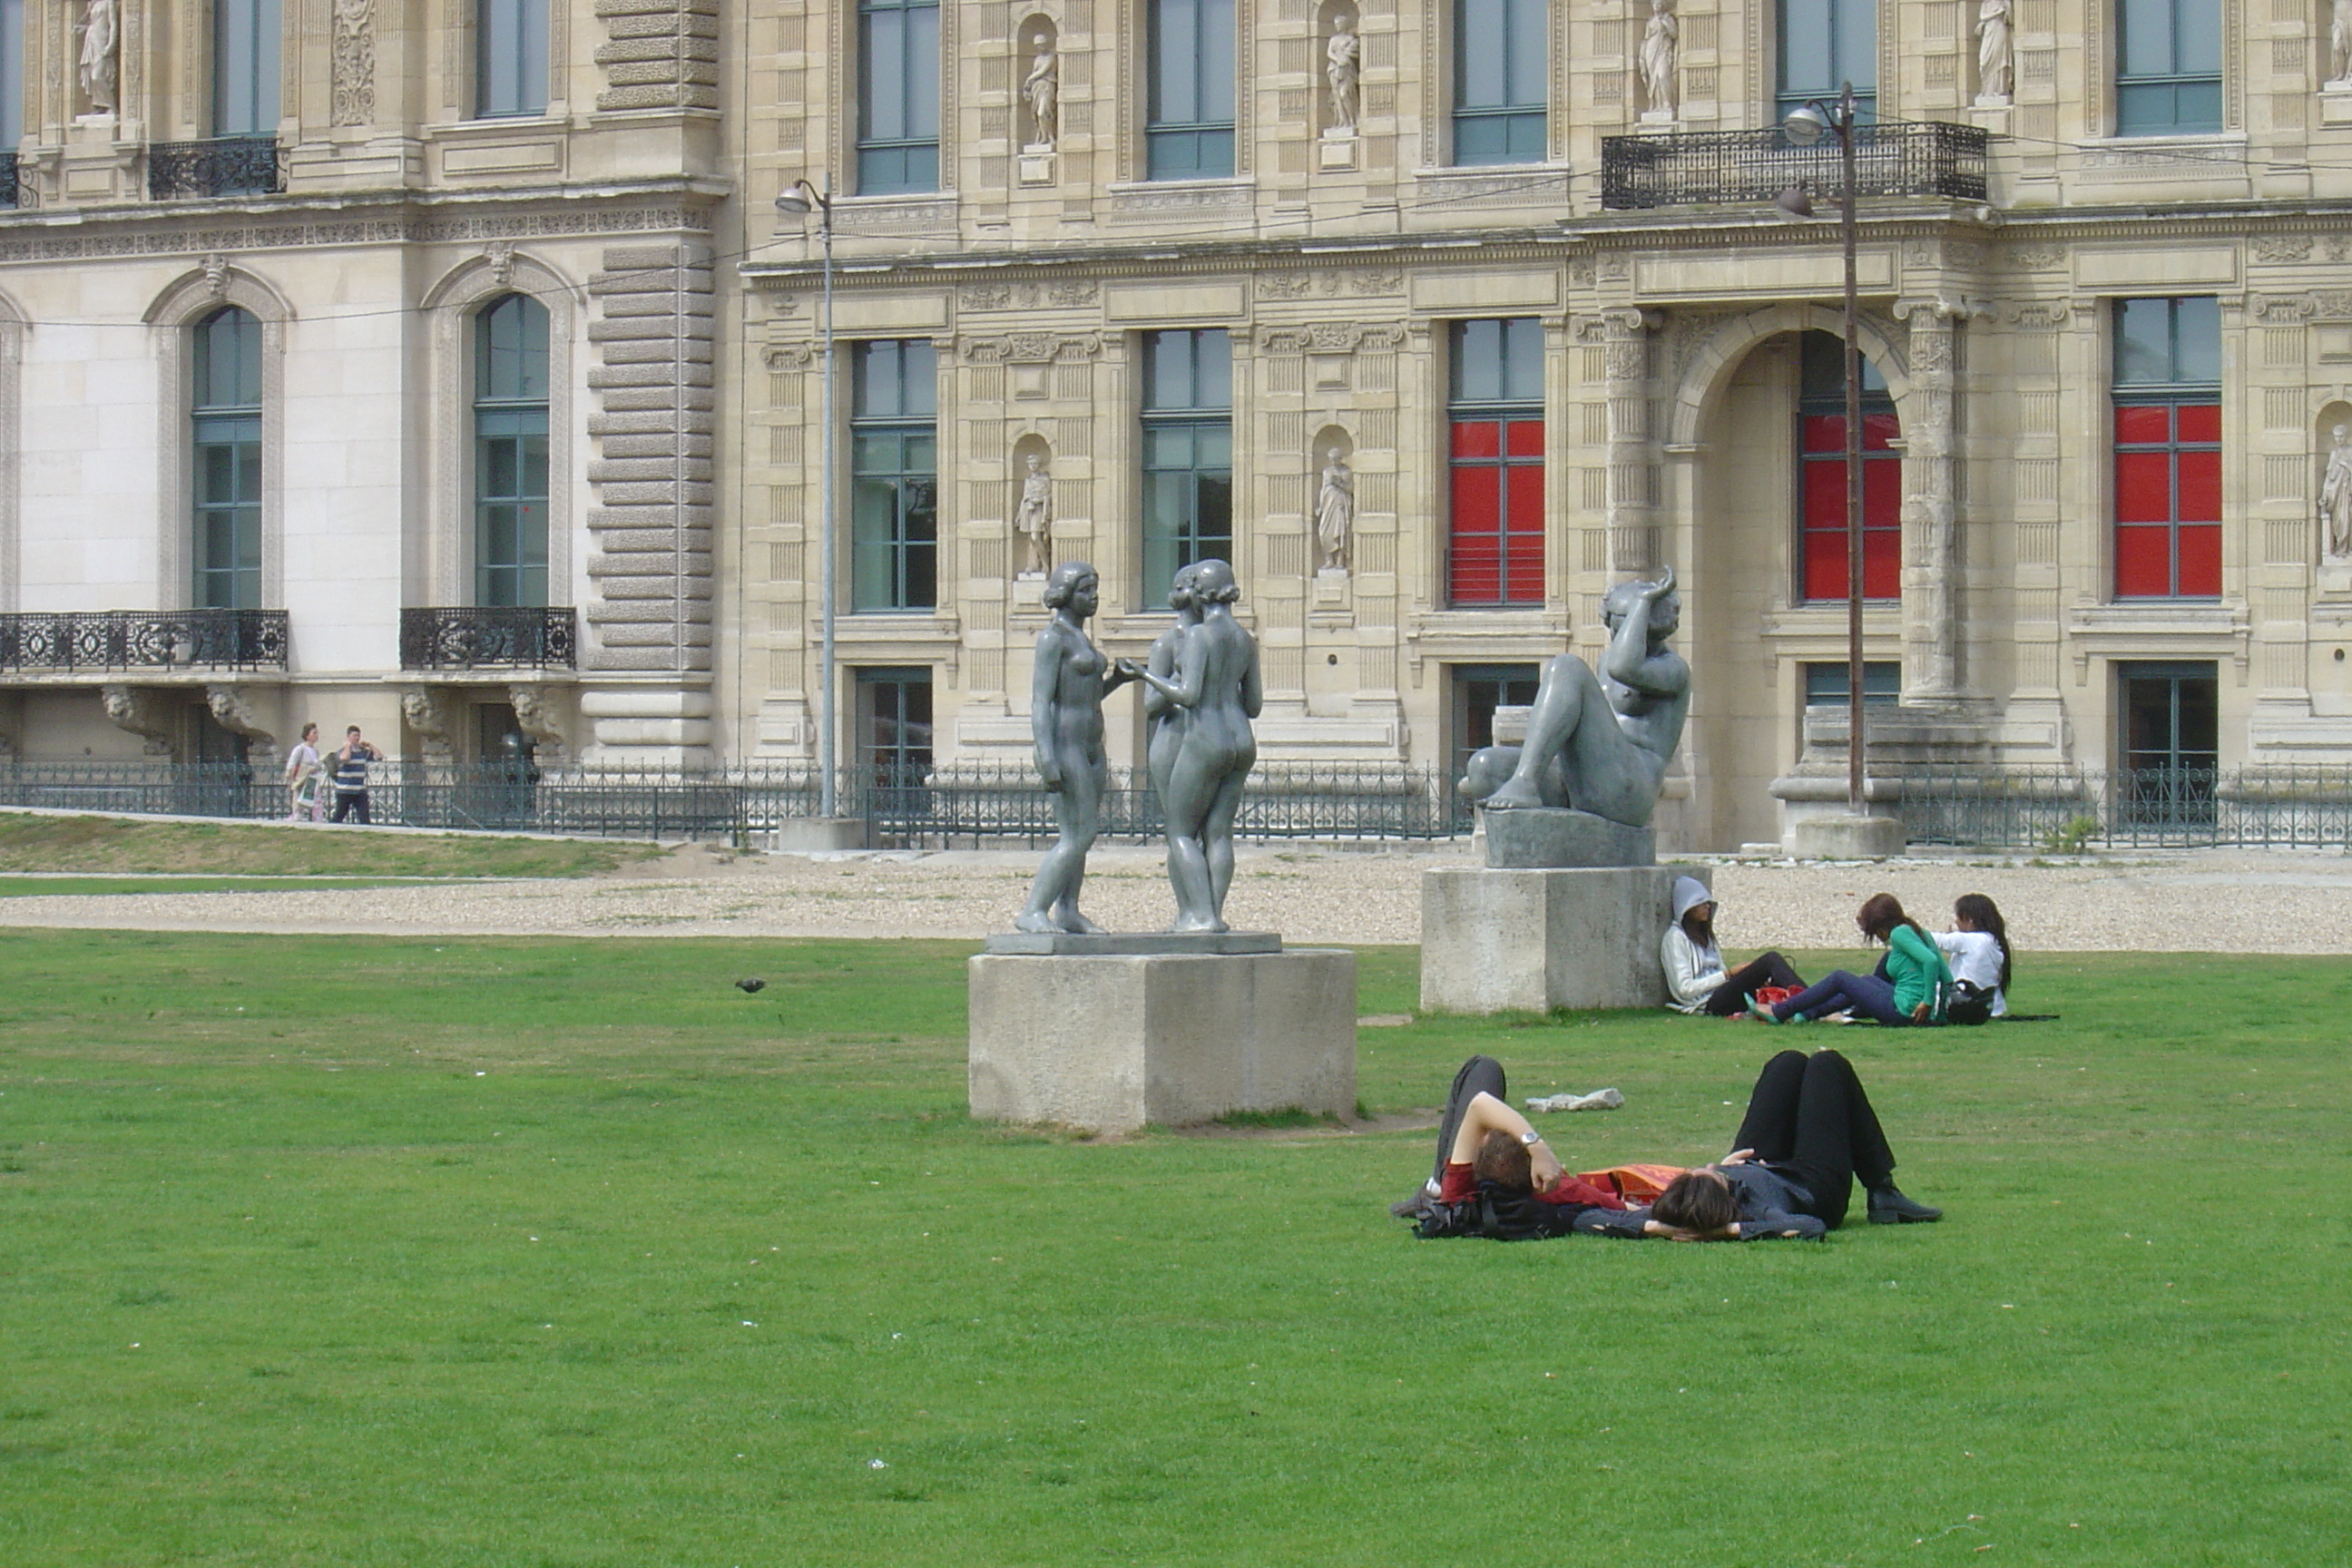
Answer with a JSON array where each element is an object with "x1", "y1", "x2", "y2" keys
[
  {"x1": 1576, "y1": 1048, "x2": 1941, "y2": 1241},
  {"x1": 1393, "y1": 1055, "x2": 1628, "y2": 1239}
]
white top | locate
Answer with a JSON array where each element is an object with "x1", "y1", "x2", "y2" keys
[
  {"x1": 1933, "y1": 929, "x2": 2007, "y2": 1015},
  {"x1": 284, "y1": 740, "x2": 321, "y2": 781},
  {"x1": 1661, "y1": 925, "x2": 1727, "y2": 1013}
]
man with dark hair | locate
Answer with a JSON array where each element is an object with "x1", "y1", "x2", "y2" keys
[
  {"x1": 1396, "y1": 1056, "x2": 1626, "y2": 1240},
  {"x1": 329, "y1": 725, "x2": 385, "y2": 826}
]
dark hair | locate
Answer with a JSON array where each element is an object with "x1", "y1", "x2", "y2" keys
[
  {"x1": 1651, "y1": 1169, "x2": 1740, "y2": 1232},
  {"x1": 1954, "y1": 892, "x2": 2013, "y2": 990},
  {"x1": 347, "y1": 725, "x2": 363, "y2": 736},
  {"x1": 1856, "y1": 892, "x2": 1928, "y2": 946},
  {"x1": 1471, "y1": 1130, "x2": 1534, "y2": 1194},
  {"x1": 1681, "y1": 900, "x2": 1715, "y2": 946}
]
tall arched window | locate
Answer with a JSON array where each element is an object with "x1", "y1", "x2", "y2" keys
[
  {"x1": 191, "y1": 308, "x2": 264, "y2": 609},
  {"x1": 474, "y1": 294, "x2": 551, "y2": 607}
]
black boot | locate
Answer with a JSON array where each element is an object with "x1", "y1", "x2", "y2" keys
[{"x1": 1867, "y1": 1185, "x2": 1942, "y2": 1224}]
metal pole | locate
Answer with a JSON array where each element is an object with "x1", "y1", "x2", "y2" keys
[
  {"x1": 1839, "y1": 83, "x2": 1866, "y2": 817},
  {"x1": 817, "y1": 201, "x2": 838, "y2": 819}
]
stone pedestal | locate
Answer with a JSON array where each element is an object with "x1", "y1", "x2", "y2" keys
[
  {"x1": 1481, "y1": 807, "x2": 1654, "y2": 867},
  {"x1": 2326, "y1": 85, "x2": 2352, "y2": 128},
  {"x1": 968, "y1": 946, "x2": 1357, "y2": 1134},
  {"x1": 771, "y1": 817, "x2": 869, "y2": 853},
  {"x1": 1788, "y1": 812, "x2": 1907, "y2": 859},
  {"x1": 1318, "y1": 129, "x2": 1359, "y2": 171},
  {"x1": 1019, "y1": 147, "x2": 1055, "y2": 185},
  {"x1": 1420, "y1": 865, "x2": 1699, "y2": 1014}
]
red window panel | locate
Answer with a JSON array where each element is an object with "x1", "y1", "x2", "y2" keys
[
  {"x1": 2175, "y1": 446, "x2": 2221, "y2": 522},
  {"x1": 1449, "y1": 416, "x2": 1543, "y2": 606},
  {"x1": 2174, "y1": 402, "x2": 2221, "y2": 443},
  {"x1": 1798, "y1": 412, "x2": 1903, "y2": 603},
  {"x1": 2114, "y1": 525, "x2": 2178, "y2": 598},
  {"x1": 1451, "y1": 419, "x2": 1502, "y2": 459},
  {"x1": 1505, "y1": 418, "x2": 1544, "y2": 457},
  {"x1": 2176, "y1": 524, "x2": 2222, "y2": 596},
  {"x1": 2113, "y1": 404, "x2": 2173, "y2": 444},
  {"x1": 2113, "y1": 451, "x2": 2174, "y2": 523},
  {"x1": 2113, "y1": 399, "x2": 2222, "y2": 599}
]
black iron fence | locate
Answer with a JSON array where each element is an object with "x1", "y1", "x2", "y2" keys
[
  {"x1": 1896, "y1": 765, "x2": 2352, "y2": 850},
  {"x1": 0, "y1": 760, "x2": 1480, "y2": 844},
  {"x1": 399, "y1": 607, "x2": 578, "y2": 671},
  {"x1": 1600, "y1": 122, "x2": 1990, "y2": 211},
  {"x1": 0, "y1": 151, "x2": 19, "y2": 211},
  {"x1": 147, "y1": 135, "x2": 287, "y2": 200},
  {"x1": 0, "y1": 609, "x2": 290, "y2": 672}
]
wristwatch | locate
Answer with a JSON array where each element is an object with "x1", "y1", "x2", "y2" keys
[{"x1": 1520, "y1": 1129, "x2": 1544, "y2": 1147}]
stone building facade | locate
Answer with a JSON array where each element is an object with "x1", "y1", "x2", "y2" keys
[
  {"x1": 0, "y1": 0, "x2": 720, "y2": 773},
  {"x1": 729, "y1": 0, "x2": 2352, "y2": 849}
]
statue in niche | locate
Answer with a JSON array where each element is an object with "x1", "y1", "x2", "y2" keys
[
  {"x1": 1024, "y1": 34, "x2": 1059, "y2": 148},
  {"x1": 1976, "y1": 0, "x2": 2014, "y2": 100},
  {"x1": 1460, "y1": 569, "x2": 1689, "y2": 829},
  {"x1": 1639, "y1": 0, "x2": 1679, "y2": 117},
  {"x1": 1015, "y1": 562, "x2": 1137, "y2": 935},
  {"x1": 1014, "y1": 451, "x2": 1054, "y2": 576},
  {"x1": 78, "y1": 0, "x2": 120, "y2": 114},
  {"x1": 1325, "y1": 14, "x2": 1361, "y2": 132},
  {"x1": 2332, "y1": 0, "x2": 2352, "y2": 86},
  {"x1": 2319, "y1": 424, "x2": 2352, "y2": 562},
  {"x1": 1122, "y1": 559, "x2": 1261, "y2": 934},
  {"x1": 1314, "y1": 448, "x2": 1355, "y2": 571}
]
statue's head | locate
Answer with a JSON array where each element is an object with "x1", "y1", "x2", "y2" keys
[
  {"x1": 1191, "y1": 557, "x2": 1241, "y2": 604},
  {"x1": 1026, "y1": 452, "x2": 1044, "y2": 472},
  {"x1": 1333, "y1": 11, "x2": 1353, "y2": 31},
  {"x1": 1042, "y1": 560, "x2": 1098, "y2": 611},
  {"x1": 1167, "y1": 562, "x2": 1202, "y2": 612},
  {"x1": 1602, "y1": 574, "x2": 1680, "y2": 639},
  {"x1": 2337, "y1": 423, "x2": 2348, "y2": 443}
]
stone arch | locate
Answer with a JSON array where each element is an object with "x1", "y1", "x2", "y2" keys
[
  {"x1": 421, "y1": 250, "x2": 582, "y2": 610},
  {"x1": 1665, "y1": 301, "x2": 1913, "y2": 449},
  {"x1": 146, "y1": 263, "x2": 295, "y2": 613}
]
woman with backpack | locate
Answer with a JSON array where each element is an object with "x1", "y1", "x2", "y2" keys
[{"x1": 1933, "y1": 893, "x2": 2012, "y2": 1022}]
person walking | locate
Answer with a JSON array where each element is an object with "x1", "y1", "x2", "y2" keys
[
  {"x1": 328, "y1": 725, "x2": 385, "y2": 825},
  {"x1": 282, "y1": 722, "x2": 324, "y2": 821}
]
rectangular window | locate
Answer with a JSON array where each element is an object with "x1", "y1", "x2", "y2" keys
[
  {"x1": 1803, "y1": 661, "x2": 1902, "y2": 707},
  {"x1": 1148, "y1": 0, "x2": 1236, "y2": 179},
  {"x1": 2117, "y1": 0, "x2": 2221, "y2": 135},
  {"x1": 213, "y1": 0, "x2": 283, "y2": 136},
  {"x1": 2118, "y1": 661, "x2": 2218, "y2": 828},
  {"x1": 477, "y1": 0, "x2": 550, "y2": 119},
  {"x1": 474, "y1": 296, "x2": 552, "y2": 609},
  {"x1": 1450, "y1": 662, "x2": 1541, "y2": 774},
  {"x1": 1797, "y1": 331, "x2": 1901, "y2": 603},
  {"x1": 857, "y1": 666, "x2": 935, "y2": 813},
  {"x1": 859, "y1": 0, "x2": 941, "y2": 193},
  {"x1": 192, "y1": 309, "x2": 264, "y2": 611},
  {"x1": 1454, "y1": 0, "x2": 1546, "y2": 164},
  {"x1": 1777, "y1": 0, "x2": 1877, "y2": 122},
  {"x1": 2112, "y1": 298, "x2": 2221, "y2": 599},
  {"x1": 850, "y1": 340, "x2": 939, "y2": 612},
  {"x1": 0, "y1": 0, "x2": 25, "y2": 153},
  {"x1": 1140, "y1": 329, "x2": 1233, "y2": 595},
  {"x1": 1447, "y1": 318, "x2": 1544, "y2": 606}
]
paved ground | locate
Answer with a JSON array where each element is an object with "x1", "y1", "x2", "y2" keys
[{"x1": 1, "y1": 840, "x2": 2347, "y2": 953}]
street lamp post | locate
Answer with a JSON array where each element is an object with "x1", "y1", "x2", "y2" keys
[
  {"x1": 1779, "y1": 83, "x2": 1868, "y2": 817},
  {"x1": 776, "y1": 180, "x2": 839, "y2": 818}
]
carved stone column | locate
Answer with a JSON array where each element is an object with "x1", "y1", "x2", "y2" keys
[
  {"x1": 1602, "y1": 309, "x2": 1660, "y2": 573},
  {"x1": 398, "y1": 686, "x2": 457, "y2": 763},
  {"x1": 101, "y1": 684, "x2": 177, "y2": 757},
  {"x1": 1896, "y1": 298, "x2": 1967, "y2": 703},
  {"x1": 203, "y1": 684, "x2": 278, "y2": 760}
]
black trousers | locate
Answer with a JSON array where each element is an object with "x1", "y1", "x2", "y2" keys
[
  {"x1": 1729, "y1": 1049, "x2": 1899, "y2": 1230},
  {"x1": 1700, "y1": 952, "x2": 1807, "y2": 1016},
  {"x1": 1430, "y1": 1054, "x2": 1507, "y2": 1189},
  {"x1": 331, "y1": 789, "x2": 371, "y2": 825}
]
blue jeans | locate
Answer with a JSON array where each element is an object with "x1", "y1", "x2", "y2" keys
[{"x1": 1770, "y1": 969, "x2": 1908, "y2": 1025}]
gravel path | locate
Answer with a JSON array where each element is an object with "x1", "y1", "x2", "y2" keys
[{"x1": 1, "y1": 843, "x2": 2347, "y2": 953}]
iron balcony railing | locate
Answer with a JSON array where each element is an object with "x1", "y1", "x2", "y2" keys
[
  {"x1": 147, "y1": 135, "x2": 287, "y2": 200},
  {"x1": 1601, "y1": 122, "x2": 1990, "y2": 211},
  {"x1": 400, "y1": 607, "x2": 578, "y2": 671},
  {"x1": 0, "y1": 151, "x2": 19, "y2": 211},
  {"x1": 0, "y1": 609, "x2": 290, "y2": 672}
]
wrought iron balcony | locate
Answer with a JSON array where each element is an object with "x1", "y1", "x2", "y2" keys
[
  {"x1": 1600, "y1": 122, "x2": 1989, "y2": 211},
  {"x1": 0, "y1": 609, "x2": 289, "y2": 673},
  {"x1": 147, "y1": 135, "x2": 287, "y2": 200},
  {"x1": 400, "y1": 606, "x2": 578, "y2": 671},
  {"x1": 0, "y1": 152, "x2": 19, "y2": 211}
]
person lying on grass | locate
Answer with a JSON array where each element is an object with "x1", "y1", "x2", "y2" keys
[
  {"x1": 1576, "y1": 1047, "x2": 1941, "y2": 1241},
  {"x1": 1393, "y1": 1054, "x2": 1628, "y2": 1239}
]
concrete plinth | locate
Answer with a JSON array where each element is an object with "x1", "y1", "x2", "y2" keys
[
  {"x1": 771, "y1": 817, "x2": 869, "y2": 852},
  {"x1": 1788, "y1": 813, "x2": 1907, "y2": 859},
  {"x1": 968, "y1": 948, "x2": 1357, "y2": 1133},
  {"x1": 1482, "y1": 807, "x2": 1655, "y2": 867},
  {"x1": 1420, "y1": 865, "x2": 1700, "y2": 1014}
]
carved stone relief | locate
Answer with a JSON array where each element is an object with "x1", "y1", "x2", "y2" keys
[
  {"x1": 102, "y1": 685, "x2": 177, "y2": 757},
  {"x1": 331, "y1": 0, "x2": 377, "y2": 127}
]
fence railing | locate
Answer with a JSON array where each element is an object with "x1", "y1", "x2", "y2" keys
[
  {"x1": 0, "y1": 760, "x2": 1481, "y2": 844},
  {"x1": 147, "y1": 135, "x2": 286, "y2": 200},
  {"x1": 1600, "y1": 121, "x2": 1990, "y2": 211},
  {"x1": 1895, "y1": 765, "x2": 2352, "y2": 850},
  {"x1": 0, "y1": 609, "x2": 291, "y2": 672},
  {"x1": 0, "y1": 151, "x2": 19, "y2": 211},
  {"x1": 399, "y1": 607, "x2": 578, "y2": 671}
]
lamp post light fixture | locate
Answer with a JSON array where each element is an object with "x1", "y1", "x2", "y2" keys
[
  {"x1": 776, "y1": 179, "x2": 840, "y2": 818},
  {"x1": 1779, "y1": 83, "x2": 1870, "y2": 817}
]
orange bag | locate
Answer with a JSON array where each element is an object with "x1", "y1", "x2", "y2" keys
[{"x1": 1574, "y1": 1162, "x2": 1687, "y2": 1203}]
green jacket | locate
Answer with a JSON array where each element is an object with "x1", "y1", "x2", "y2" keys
[{"x1": 1886, "y1": 925, "x2": 1955, "y2": 1020}]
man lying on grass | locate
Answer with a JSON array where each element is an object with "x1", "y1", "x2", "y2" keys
[{"x1": 1401, "y1": 1050, "x2": 1940, "y2": 1241}]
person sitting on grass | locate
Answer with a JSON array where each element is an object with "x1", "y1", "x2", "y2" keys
[
  {"x1": 1661, "y1": 874, "x2": 1807, "y2": 1017},
  {"x1": 1394, "y1": 1055, "x2": 1627, "y2": 1239},
  {"x1": 1577, "y1": 1047, "x2": 1941, "y2": 1241},
  {"x1": 1934, "y1": 892, "x2": 2012, "y2": 1023},
  {"x1": 1749, "y1": 892, "x2": 1953, "y2": 1026}
]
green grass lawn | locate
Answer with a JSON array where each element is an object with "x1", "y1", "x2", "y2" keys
[
  {"x1": 0, "y1": 813, "x2": 662, "y2": 878},
  {"x1": 0, "y1": 877, "x2": 435, "y2": 898},
  {"x1": 3, "y1": 932, "x2": 2347, "y2": 1566}
]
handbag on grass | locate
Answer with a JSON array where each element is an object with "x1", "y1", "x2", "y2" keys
[
  {"x1": 1573, "y1": 1163, "x2": 1688, "y2": 1203},
  {"x1": 1749, "y1": 985, "x2": 1799, "y2": 1010}
]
